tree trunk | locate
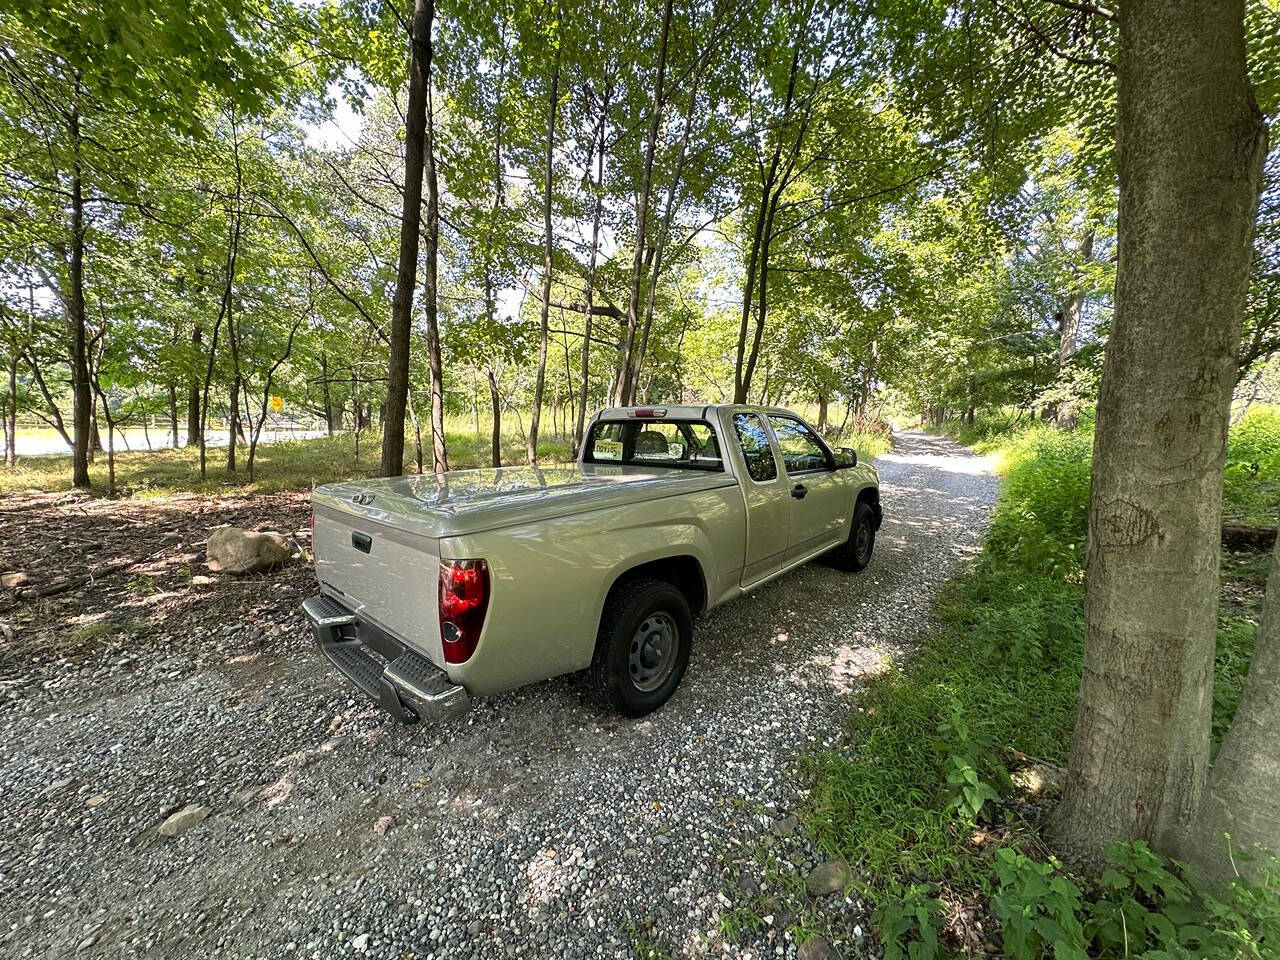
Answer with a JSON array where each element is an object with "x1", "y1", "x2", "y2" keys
[
  {"x1": 615, "y1": 0, "x2": 673, "y2": 406},
  {"x1": 5, "y1": 352, "x2": 15, "y2": 466},
  {"x1": 321, "y1": 352, "x2": 334, "y2": 436},
  {"x1": 1, "y1": 357, "x2": 10, "y2": 467},
  {"x1": 733, "y1": 38, "x2": 804, "y2": 405},
  {"x1": 488, "y1": 367, "x2": 502, "y2": 467},
  {"x1": 527, "y1": 46, "x2": 561, "y2": 464},
  {"x1": 199, "y1": 121, "x2": 243, "y2": 481},
  {"x1": 167, "y1": 385, "x2": 179, "y2": 448},
  {"x1": 23, "y1": 349, "x2": 72, "y2": 447},
  {"x1": 1183, "y1": 536, "x2": 1280, "y2": 885},
  {"x1": 573, "y1": 93, "x2": 608, "y2": 456},
  {"x1": 187, "y1": 326, "x2": 202, "y2": 447},
  {"x1": 226, "y1": 378, "x2": 239, "y2": 472},
  {"x1": 628, "y1": 57, "x2": 699, "y2": 404},
  {"x1": 817, "y1": 393, "x2": 828, "y2": 433},
  {"x1": 1058, "y1": 228, "x2": 1095, "y2": 368},
  {"x1": 246, "y1": 311, "x2": 300, "y2": 482},
  {"x1": 423, "y1": 78, "x2": 448, "y2": 474},
  {"x1": 1051, "y1": 0, "x2": 1268, "y2": 861},
  {"x1": 95, "y1": 392, "x2": 115, "y2": 496},
  {"x1": 407, "y1": 387, "x2": 425, "y2": 473},
  {"x1": 381, "y1": 0, "x2": 435, "y2": 478},
  {"x1": 67, "y1": 105, "x2": 91, "y2": 489}
]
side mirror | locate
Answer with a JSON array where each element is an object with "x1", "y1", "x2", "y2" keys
[{"x1": 835, "y1": 447, "x2": 858, "y2": 469}]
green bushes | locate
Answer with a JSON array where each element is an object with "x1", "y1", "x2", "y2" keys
[
  {"x1": 983, "y1": 426, "x2": 1093, "y2": 581},
  {"x1": 808, "y1": 413, "x2": 1278, "y2": 959},
  {"x1": 1225, "y1": 406, "x2": 1280, "y2": 525}
]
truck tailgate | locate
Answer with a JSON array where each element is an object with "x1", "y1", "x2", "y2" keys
[{"x1": 312, "y1": 503, "x2": 442, "y2": 662}]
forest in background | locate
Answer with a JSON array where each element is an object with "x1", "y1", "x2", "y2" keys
[
  {"x1": 5, "y1": 2, "x2": 1280, "y2": 957},
  {"x1": 3, "y1": 0, "x2": 1276, "y2": 492}
]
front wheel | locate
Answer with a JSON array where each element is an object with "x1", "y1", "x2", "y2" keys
[
  {"x1": 589, "y1": 577, "x2": 692, "y2": 717},
  {"x1": 830, "y1": 501, "x2": 877, "y2": 572}
]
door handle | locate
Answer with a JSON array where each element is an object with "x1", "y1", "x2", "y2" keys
[
  {"x1": 791, "y1": 483, "x2": 808, "y2": 500},
  {"x1": 351, "y1": 531, "x2": 372, "y2": 554}
]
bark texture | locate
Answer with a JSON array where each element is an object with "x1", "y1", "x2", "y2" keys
[
  {"x1": 1183, "y1": 536, "x2": 1280, "y2": 885},
  {"x1": 187, "y1": 327, "x2": 202, "y2": 446},
  {"x1": 614, "y1": 0, "x2": 673, "y2": 407},
  {"x1": 1057, "y1": 228, "x2": 1095, "y2": 368},
  {"x1": 575, "y1": 88, "x2": 609, "y2": 455},
  {"x1": 423, "y1": 80, "x2": 448, "y2": 474},
  {"x1": 1052, "y1": 0, "x2": 1267, "y2": 860},
  {"x1": 527, "y1": 48, "x2": 560, "y2": 465},
  {"x1": 67, "y1": 109, "x2": 91, "y2": 489},
  {"x1": 381, "y1": 0, "x2": 434, "y2": 478}
]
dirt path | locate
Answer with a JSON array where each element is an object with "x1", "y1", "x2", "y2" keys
[{"x1": 0, "y1": 432, "x2": 999, "y2": 960}]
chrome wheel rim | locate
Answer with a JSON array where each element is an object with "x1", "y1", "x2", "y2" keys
[{"x1": 629, "y1": 612, "x2": 679, "y2": 693}]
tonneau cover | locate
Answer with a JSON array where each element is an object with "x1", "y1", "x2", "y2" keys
[{"x1": 312, "y1": 464, "x2": 736, "y2": 540}]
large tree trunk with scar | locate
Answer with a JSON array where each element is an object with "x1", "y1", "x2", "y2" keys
[{"x1": 1051, "y1": 0, "x2": 1268, "y2": 861}]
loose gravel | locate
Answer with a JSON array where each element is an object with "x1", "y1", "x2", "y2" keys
[{"x1": 0, "y1": 431, "x2": 999, "y2": 960}]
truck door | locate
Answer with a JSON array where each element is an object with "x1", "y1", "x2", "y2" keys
[
  {"x1": 766, "y1": 414, "x2": 849, "y2": 565},
  {"x1": 730, "y1": 411, "x2": 790, "y2": 587}
]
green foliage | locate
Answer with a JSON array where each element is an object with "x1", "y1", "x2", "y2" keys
[
  {"x1": 873, "y1": 882, "x2": 944, "y2": 960},
  {"x1": 991, "y1": 849, "x2": 1088, "y2": 960},
  {"x1": 808, "y1": 416, "x2": 1278, "y2": 960},
  {"x1": 1224, "y1": 406, "x2": 1280, "y2": 525},
  {"x1": 1213, "y1": 614, "x2": 1258, "y2": 752},
  {"x1": 934, "y1": 709, "x2": 1012, "y2": 825},
  {"x1": 984, "y1": 425, "x2": 1093, "y2": 581}
]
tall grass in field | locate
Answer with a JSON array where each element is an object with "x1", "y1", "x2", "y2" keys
[{"x1": 0, "y1": 414, "x2": 574, "y2": 497}]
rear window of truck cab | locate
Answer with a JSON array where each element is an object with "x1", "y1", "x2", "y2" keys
[{"x1": 584, "y1": 419, "x2": 724, "y2": 471}]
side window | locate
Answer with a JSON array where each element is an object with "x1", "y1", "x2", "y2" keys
[
  {"x1": 767, "y1": 416, "x2": 830, "y2": 474},
  {"x1": 733, "y1": 413, "x2": 778, "y2": 482}
]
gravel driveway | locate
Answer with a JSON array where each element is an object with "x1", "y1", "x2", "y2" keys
[{"x1": 0, "y1": 431, "x2": 998, "y2": 960}]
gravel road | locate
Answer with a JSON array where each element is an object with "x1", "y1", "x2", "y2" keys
[{"x1": 0, "y1": 431, "x2": 999, "y2": 960}]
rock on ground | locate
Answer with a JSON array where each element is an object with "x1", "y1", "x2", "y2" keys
[
  {"x1": 206, "y1": 527, "x2": 293, "y2": 574},
  {"x1": 806, "y1": 859, "x2": 854, "y2": 898},
  {"x1": 797, "y1": 936, "x2": 833, "y2": 960},
  {"x1": 158, "y1": 804, "x2": 211, "y2": 837}
]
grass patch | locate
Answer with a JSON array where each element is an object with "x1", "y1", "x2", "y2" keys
[
  {"x1": 808, "y1": 416, "x2": 1278, "y2": 958},
  {"x1": 0, "y1": 418, "x2": 574, "y2": 498},
  {"x1": 1224, "y1": 406, "x2": 1280, "y2": 525}
]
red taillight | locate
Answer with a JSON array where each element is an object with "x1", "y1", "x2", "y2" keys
[
  {"x1": 438, "y1": 558, "x2": 489, "y2": 664},
  {"x1": 630, "y1": 407, "x2": 667, "y2": 419}
]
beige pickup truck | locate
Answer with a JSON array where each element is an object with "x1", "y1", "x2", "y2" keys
[{"x1": 303, "y1": 405, "x2": 881, "y2": 721}]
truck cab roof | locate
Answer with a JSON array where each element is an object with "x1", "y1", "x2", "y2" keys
[{"x1": 594, "y1": 404, "x2": 797, "y2": 422}]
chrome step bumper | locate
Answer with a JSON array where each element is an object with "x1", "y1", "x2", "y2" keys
[{"x1": 302, "y1": 594, "x2": 470, "y2": 723}]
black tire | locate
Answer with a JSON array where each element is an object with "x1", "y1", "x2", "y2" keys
[
  {"x1": 589, "y1": 577, "x2": 692, "y2": 718},
  {"x1": 830, "y1": 500, "x2": 877, "y2": 572}
]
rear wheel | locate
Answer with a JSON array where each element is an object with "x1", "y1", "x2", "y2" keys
[
  {"x1": 590, "y1": 577, "x2": 692, "y2": 717},
  {"x1": 830, "y1": 500, "x2": 877, "y2": 572}
]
